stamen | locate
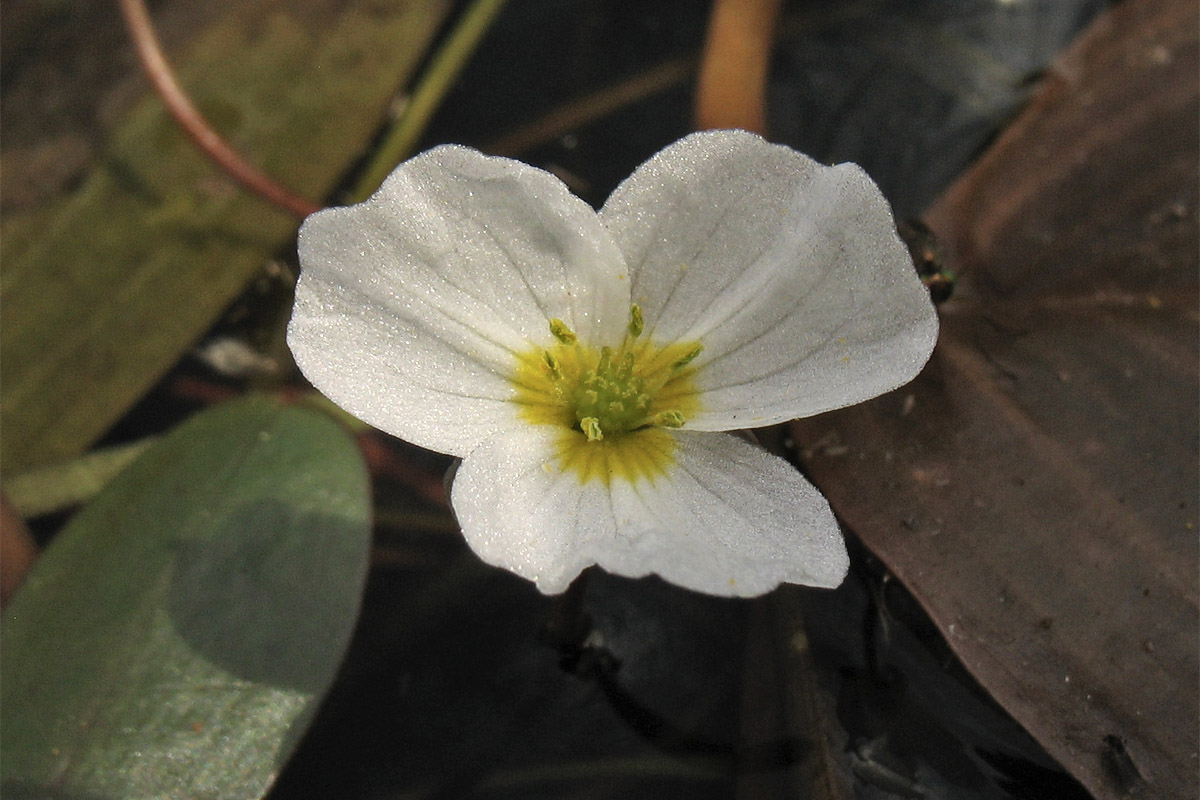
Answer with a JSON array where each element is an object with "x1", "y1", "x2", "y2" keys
[
  {"x1": 580, "y1": 417, "x2": 604, "y2": 441},
  {"x1": 543, "y1": 351, "x2": 563, "y2": 379},
  {"x1": 653, "y1": 410, "x2": 685, "y2": 428},
  {"x1": 628, "y1": 304, "x2": 644, "y2": 338},
  {"x1": 522, "y1": 310, "x2": 702, "y2": 450},
  {"x1": 549, "y1": 318, "x2": 577, "y2": 345},
  {"x1": 672, "y1": 343, "x2": 703, "y2": 372}
]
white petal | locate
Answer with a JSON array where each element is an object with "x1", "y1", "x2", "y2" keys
[
  {"x1": 600, "y1": 129, "x2": 938, "y2": 430},
  {"x1": 450, "y1": 425, "x2": 612, "y2": 594},
  {"x1": 450, "y1": 426, "x2": 847, "y2": 597},
  {"x1": 601, "y1": 431, "x2": 848, "y2": 596},
  {"x1": 289, "y1": 146, "x2": 630, "y2": 456}
]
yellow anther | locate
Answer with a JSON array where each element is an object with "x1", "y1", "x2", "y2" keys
[
  {"x1": 580, "y1": 417, "x2": 604, "y2": 441},
  {"x1": 512, "y1": 329, "x2": 704, "y2": 483},
  {"x1": 672, "y1": 343, "x2": 703, "y2": 372},
  {"x1": 628, "y1": 304, "x2": 645, "y2": 338},
  {"x1": 543, "y1": 351, "x2": 563, "y2": 378},
  {"x1": 653, "y1": 410, "x2": 685, "y2": 428},
  {"x1": 549, "y1": 318, "x2": 577, "y2": 345}
]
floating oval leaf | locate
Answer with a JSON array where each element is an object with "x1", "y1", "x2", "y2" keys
[{"x1": 1, "y1": 395, "x2": 371, "y2": 799}]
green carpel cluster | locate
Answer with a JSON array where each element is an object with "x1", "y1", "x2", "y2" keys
[{"x1": 545, "y1": 306, "x2": 696, "y2": 442}]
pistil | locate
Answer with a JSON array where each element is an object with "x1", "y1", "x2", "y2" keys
[
  {"x1": 542, "y1": 306, "x2": 697, "y2": 441},
  {"x1": 511, "y1": 306, "x2": 704, "y2": 483}
]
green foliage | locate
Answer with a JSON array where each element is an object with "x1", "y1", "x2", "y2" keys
[
  {"x1": 1, "y1": 396, "x2": 371, "y2": 799},
  {"x1": 0, "y1": 0, "x2": 451, "y2": 473}
]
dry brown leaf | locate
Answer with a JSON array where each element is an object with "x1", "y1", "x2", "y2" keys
[{"x1": 789, "y1": 0, "x2": 1198, "y2": 797}]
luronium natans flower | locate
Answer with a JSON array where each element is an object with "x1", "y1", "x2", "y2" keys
[{"x1": 288, "y1": 130, "x2": 938, "y2": 597}]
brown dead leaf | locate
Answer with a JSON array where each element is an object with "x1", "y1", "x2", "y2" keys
[{"x1": 789, "y1": 0, "x2": 1198, "y2": 797}]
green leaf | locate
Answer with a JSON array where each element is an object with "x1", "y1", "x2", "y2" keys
[
  {"x1": 0, "y1": 0, "x2": 452, "y2": 473},
  {"x1": 0, "y1": 395, "x2": 371, "y2": 800}
]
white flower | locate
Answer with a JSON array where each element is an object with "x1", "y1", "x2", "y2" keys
[{"x1": 287, "y1": 130, "x2": 938, "y2": 597}]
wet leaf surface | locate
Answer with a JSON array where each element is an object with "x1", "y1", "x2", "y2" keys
[
  {"x1": 790, "y1": 0, "x2": 1198, "y2": 796},
  {"x1": 0, "y1": 396, "x2": 371, "y2": 799}
]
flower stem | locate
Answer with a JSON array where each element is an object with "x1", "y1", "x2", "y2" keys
[
  {"x1": 694, "y1": 0, "x2": 782, "y2": 134},
  {"x1": 348, "y1": 0, "x2": 509, "y2": 201},
  {"x1": 542, "y1": 567, "x2": 595, "y2": 660},
  {"x1": 116, "y1": 0, "x2": 322, "y2": 219}
]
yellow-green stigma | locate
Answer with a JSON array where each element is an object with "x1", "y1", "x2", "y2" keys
[{"x1": 512, "y1": 305, "x2": 703, "y2": 483}]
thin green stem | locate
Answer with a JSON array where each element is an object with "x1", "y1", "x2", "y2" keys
[{"x1": 349, "y1": 0, "x2": 509, "y2": 201}]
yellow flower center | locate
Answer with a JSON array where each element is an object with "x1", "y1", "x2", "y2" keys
[{"x1": 512, "y1": 305, "x2": 702, "y2": 484}]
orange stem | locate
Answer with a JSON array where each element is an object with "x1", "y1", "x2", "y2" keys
[
  {"x1": 1, "y1": 493, "x2": 38, "y2": 608},
  {"x1": 694, "y1": 0, "x2": 782, "y2": 135},
  {"x1": 116, "y1": 0, "x2": 322, "y2": 219}
]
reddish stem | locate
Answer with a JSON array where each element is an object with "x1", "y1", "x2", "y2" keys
[
  {"x1": 116, "y1": 0, "x2": 322, "y2": 219},
  {"x1": 1, "y1": 492, "x2": 38, "y2": 609}
]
